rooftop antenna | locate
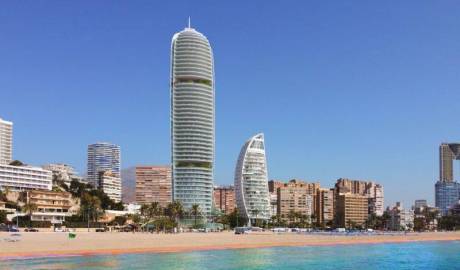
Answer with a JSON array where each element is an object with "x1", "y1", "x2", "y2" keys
[{"x1": 188, "y1": 17, "x2": 191, "y2": 28}]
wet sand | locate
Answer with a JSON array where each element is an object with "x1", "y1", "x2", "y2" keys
[{"x1": 1, "y1": 231, "x2": 459, "y2": 259}]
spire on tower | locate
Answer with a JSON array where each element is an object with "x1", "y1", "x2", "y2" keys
[{"x1": 188, "y1": 17, "x2": 191, "y2": 28}]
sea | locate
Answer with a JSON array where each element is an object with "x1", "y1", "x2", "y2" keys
[{"x1": 1, "y1": 241, "x2": 459, "y2": 269}]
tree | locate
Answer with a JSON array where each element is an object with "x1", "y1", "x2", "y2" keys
[
  {"x1": 69, "y1": 179, "x2": 91, "y2": 198},
  {"x1": 0, "y1": 190, "x2": 6, "y2": 202},
  {"x1": 0, "y1": 186, "x2": 11, "y2": 201},
  {"x1": 0, "y1": 210, "x2": 7, "y2": 223},
  {"x1": 80, "y1": 193, "x2": 102, "y2": 222},
  {"x1": 140, "y1": 204, "x2": 150, "y2": 219},
  {"x1": 23, "y1": 202, "x2": 38, "y2": 227},
  {"x1": 223, "y1": 208, "x2": 247, "y2": 229},
  {"x1": 438, "y1": 215, "x2": 460, "y2": 231},
  {"x1": 190, "y1": 204, "x2": 202, "y2": 227},
  {"x1": 287, "y1": 210, "x2": 296, "y2": 226},
  {"x1": 150, "y1": 202, "x2": 162, "y2": 219},
  {"x1": 414, "y1": 217, "x2": 427, "y2": 232},
  {"x1": 9, "y1": 160, "x2": 24, "y2": 166},
  {"x1": 165, "y1": 201, "x2": 184, "y2": 226},
  {"x1": 366, "y1": 213, "x2": 378, "y2": 229}
]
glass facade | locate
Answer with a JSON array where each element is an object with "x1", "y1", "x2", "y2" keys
[
  {"x1": 87, "y1": 142, "x2": 121, "y2": 189},
  {"x1": 171, "y1": 26, "x2": 214, "y2": 217},
  {"x1": 234, "y1": 134, "x2": 271, "y2": 224},
  {"x1": 435, "y1": 181, "x2": 460, "y2": 216}
]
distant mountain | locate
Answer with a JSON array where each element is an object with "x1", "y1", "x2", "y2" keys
[{"x1": 121, "y1": 167, "x2": 136, "y2": 203}]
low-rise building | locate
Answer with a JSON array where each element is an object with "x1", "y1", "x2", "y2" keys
[
  {"x1": 27, "y1": 190, "x2": 74, "y2": 224},
  {"x1": 0, "y1": 164, "x2": 52, "y2": 191},
  {"x1": 387, "y1": 202, "x2": 414, "y2": 231},
  {"x1": 42, "y1": 163, "x2": 83, "y2": 187},
  {"x1": 213, "y1": 186, "x2": 235, "y2": 215},
  {"x1": 98, "y1": 171, "x2": 122, "y2": 203},
  {"x1": 335, "y1": 193, "x2": 368, "y2": 228},
  {"x1": 414, "y1": 199, "x2": 428, "y2": 210}
]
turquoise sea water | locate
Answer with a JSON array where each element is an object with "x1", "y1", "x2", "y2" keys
[{"x1": 1, "y1": 241, "x2": 460, "y2": 270}]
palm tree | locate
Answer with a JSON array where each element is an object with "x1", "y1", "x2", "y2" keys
[
  {"x1": 23, "y1": 202, "x2": 38, "y2": 227},
  {"x1": 140, "y1": 204, "x2": 150, "y2": 219},
  {"x1": 150, "y1": 202, "x2": 162, "y2": 219},
  {"x1": 190, "y1": 204, "x2": 202, "y2": 227},
  {"x1": 166, "y1": 201, "x2": 185, "y2": 227},
  {"x1": 287, "y1": 210, "x2": 296, "y2": 226}
]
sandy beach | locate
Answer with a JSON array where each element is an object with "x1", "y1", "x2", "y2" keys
[{"x1": 1, "y1": 231, "x2": 459, "y2": 259}]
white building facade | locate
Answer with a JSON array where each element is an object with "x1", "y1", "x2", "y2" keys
[
  {"x1": 0, "y1": 117, "x2": 13, "y2": 165},
  {"x1": 98, "y1": 171, "x2": 122, "y2": 203},
  {"x1": 42, "y1": 163, "x2": 81, "y2": 187},
  {"x1": 171, "y1": 23, "x2": 215, "y2": 217},
  {"x1": 234, "y1": 134, "x2": 271, "y2": 225},
  {"x1": 368, "y1": 183, "x2": 384, "y2": 216},
  {"x1": 0, "y1": 164, "x2": 52, "y2": 191}
]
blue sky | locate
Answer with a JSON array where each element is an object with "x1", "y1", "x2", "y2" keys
[{"x1": 1, "y1": 1, "x2": 459, "y2": 207}]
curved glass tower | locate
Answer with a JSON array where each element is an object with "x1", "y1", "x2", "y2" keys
[
  {"x1": 171, "y1": 24, "x2": 214, "y2": 217},
  {"x1": 234, "y1": 133, "x2": 271, "y2": 225}
]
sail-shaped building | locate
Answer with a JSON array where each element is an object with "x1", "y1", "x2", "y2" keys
[
  {"x1": 234, "y1": 133, "x2": 271, "y2": 225},
  {"x1": 171, "y1": 22, "x2": 215, "y2": 217}
]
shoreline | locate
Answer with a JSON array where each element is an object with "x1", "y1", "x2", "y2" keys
[{"x1": 1, "y1": 231, "x2": 459, "y2": 260}]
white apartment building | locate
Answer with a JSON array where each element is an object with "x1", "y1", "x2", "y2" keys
[
  {"x1": 171, "y1": 24, "x2": 215, "y2": 217},
  {"x1": 0, "y1": 118, "x2": 13, "y2": 165},
  {"x1": 0, "y1": 164, "x2": 52, "y2": 191},
  {"x1": 98, "y1": 171, "x2": 122, "y2": 203},
  {"x1": 42, "y1": 163, "x2": 81, "y2": 187},
  {"x1": 387, "y1": 202, "x2": 414, "y2": 231},
  {"x1": 234, "y1": 133, "x2": 271, "y2": 224}
]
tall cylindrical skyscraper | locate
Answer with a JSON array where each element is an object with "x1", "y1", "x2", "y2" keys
[{"x1": 171, "y1": 23, "x2": 214, "y2": 217}]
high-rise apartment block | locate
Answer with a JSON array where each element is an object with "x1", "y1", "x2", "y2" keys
[
  {"x1": 335, "y1": 193, "x2": 368, "y2": 228},
  {"x1": 171, "y1": 23, "x2": 215, "y2": 217},
  {"x1": 235, "y1": 134, "x2": 271, "y2": 224},
  {"x1": 436, "y1": 143, "x2": 460, "y2": 215},
  {"x1": 87, "y1": 142, "x2": 120, "y2": 189},
  {"x1": 98, "y1": 171, "x2": 122, "y2": 203},
  {"x1": 367, "y1": 183, "x2": 384, "y2": 216},
  {"x1": 439, "y1": 143, "x2": 460, "y2": 182},
  {"x1": 135, "y1": 166, "x2": 172, "y2": 207},
  {"x1": 435, "y1": 181, "x2": 460, "y2": 216},
  {"x1": 213, "y1": 186, "x2": 235, "y2": 215},
  {"x1": 276, "y1": 179, "x2": 320, "y2": 221},
  {"x1": 316, "y1": 188, "x2": 335, "y2": 226},
  {"x1": 268, "y1": 180, "x2": 284, "y2": 217},
  {"x1": 0, "y1": 117, "x2": 13, "y2": 165},
  {"x1": 335, "y1": 178, "x2": 384, "y2": 217}
]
